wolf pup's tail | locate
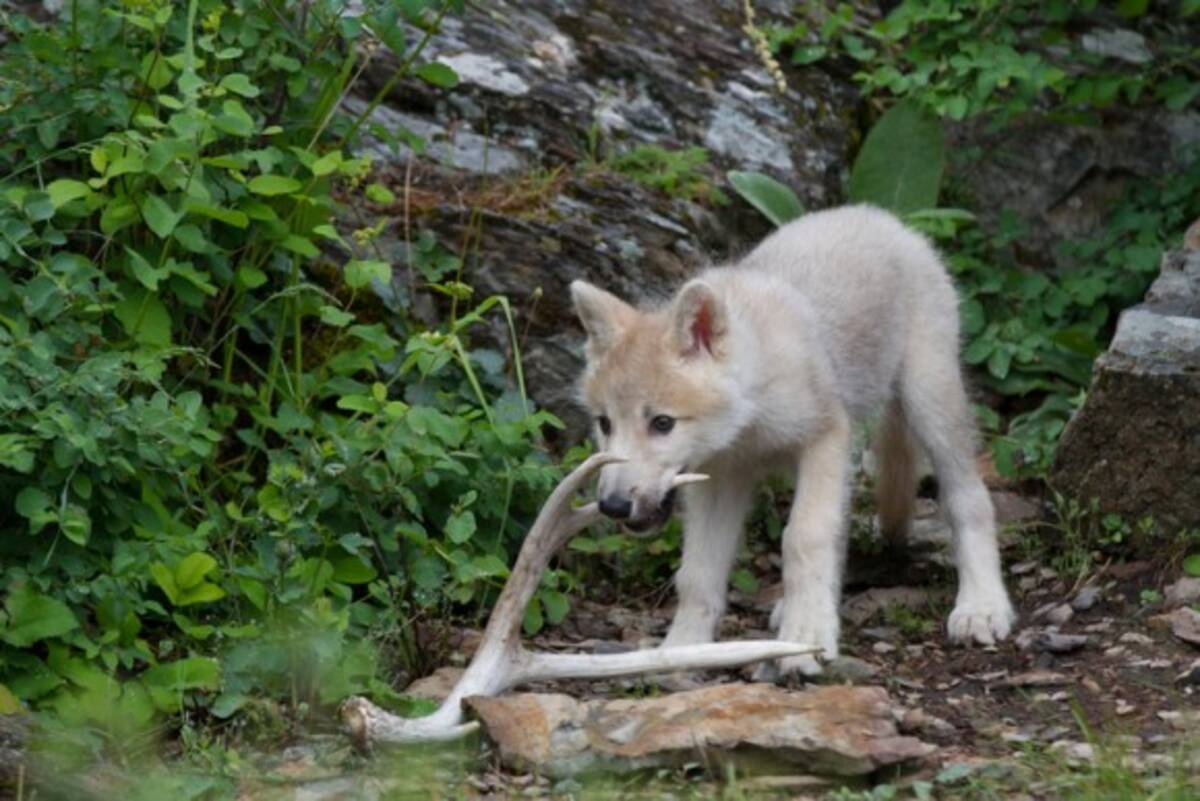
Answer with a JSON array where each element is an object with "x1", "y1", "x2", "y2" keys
[{"x1": 874, "y1": 398, "x2": 917, "y2": 544}]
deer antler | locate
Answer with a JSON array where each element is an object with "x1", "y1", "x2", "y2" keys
[{"x1": 341, "y1": 453, "x2": 816, "y2": 746}]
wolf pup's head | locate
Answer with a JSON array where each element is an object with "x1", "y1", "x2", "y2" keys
[{"x1": 571, "y1": 279, "x2": 744, "y2": 534}]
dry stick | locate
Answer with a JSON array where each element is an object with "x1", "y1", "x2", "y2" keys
[{"x1": 340, "y1": 455, "x2": 817, "y2": 746}]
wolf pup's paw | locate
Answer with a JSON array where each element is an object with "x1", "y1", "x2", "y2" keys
[{"x1": 947, "y1": 593, "x2": 1016, "y2": 646}]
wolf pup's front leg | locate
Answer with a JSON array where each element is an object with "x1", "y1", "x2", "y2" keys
[
  {"x1": 662, "y1": 475, "x2": 756, "y2": 648},
  {"x1": 774, "y1": 408, "x2": 853, "y2": 677}
]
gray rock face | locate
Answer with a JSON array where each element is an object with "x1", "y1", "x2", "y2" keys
[
  {"x1": 350, "y1": 0, "x2": 859, "y2": 433},
  {"x1": 947, "y1": 113, "x2": 1198, "y2": 264},
  {"x1": 463, "y1": 683, "x2": 934, "y2": 778},
  {"x1": 1051, "y1": 249, "x2": 1200, "y2": 531}
]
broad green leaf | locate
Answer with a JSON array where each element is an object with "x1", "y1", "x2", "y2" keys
[
  {"x1": 213, "y1": 99, "x2": 255, "y2": 137},
  {"x1": 541, "y1": 590, "x2": 569, "y2": 625},
  {"x1": 113, "y1": 288, "x2": 172, "y2": 348},
  {"x1": 184, "y1": 200, "x2": 248, "y2": 228},
  {"x1": 331, "y1": 554, "x2": 377, "y2": 585},
  {"x1": 319, "y1": 305, "x2": 354, "y2": 327},
  {"x1": 23, "y1": 192, "x2": 54, "y2": 222},
  {"x1": 150, "y1": 562, "x2": 179, "y2": 604},
  {"x1": 849, "y1": 99, "x2": 944, "y2": 215},
  {"x1": 218, "y1": 72, "x2": 260, "y2": 98},
  {"x1": 344, "y1": 259, "x2": 390, "y2": 289},
  {"x1": 142, "y1": 657, "x2": 220, "y2": 711},
  {"x1": 416, "y1": 62, "x2": 459, "y2": 88},
  {"x1": 0, "y1": 684, "x2": 20, "y2": 715},
  {"x1": 1183, "y1": 554, "x2": 1200, "y2": 577},
  {"x1": 281, "y1": 234, "x2": 319, "y2": 257},
  {"x1": 522, "y1": 598, "x2": 544, "y2": 635},
  {"x1": 176, "y1": 582, "x2": 226, "y2": 606},
  {"x1": 175, "y1": 553, "x2": 217, "y2": 590},
  {"x1": 1, "y1": 585, "x2": 79, "y2": 647},
  {"x1": 248, "y1": 175, "x2": 302, "y2": 196},
  {"x1": 60, "y1": 504, "x2": 91, "y2": 546},
  {"x1": 46, "y1": 179, "x2": 91, "y2": 209},
  {"x1": 237, "y1": 265, "x2": 268, "y2": 289},
  {"x1": 126, "y1": 246, "x2": 167, "y2": 290},
  {"x1": 14, "y1": 486, "x2": 50, "y2": 519},
  {"x1": 141, "y1": 194, "x2": 181, "y2": 238},
  {"x1": 311, "y1": 151, "x2": 342, "y2": 177},
  {"x1": 727, "y1": 171, "x2": 804, "y2": 227},
  {"x1": 445, "y1": 510, "x2": 476, "y2": 544}
]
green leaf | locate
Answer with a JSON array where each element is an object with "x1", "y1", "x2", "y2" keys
[
  {"x1": 218, "y1": 72, "x2": 260, "y2": 98},
  {"x1": 141, "y1": 194, "x2": 182, "y2": 238},
  {"x1": 319, "y1": 305, "x2": 354, "y2": 327},
  {"x1": 113, "y1": 288, "x2": 172, "y2": 348},
  {"x1": 60, "y1": 504, "x2": 91, "y2": 546},
  {"x1": 237, "y1": 265, "x2": 268, "y2": 289},
  {"x1": 46, "y1": 179, "x2": 91, "y2": 209},
  {"x1": 23, "y1": 192, "x2": 54, "y2": 222},
  {"x1": 15, "y1": 486, "x2": 51, "y2": 519},
  {"x1": 331, "y1": 554, "x2": 378, "y2": 585},
  {"x1": 281, "y1": 234, "x2": 319, "y2": 257},
  {"x1": 150, "y1": 562, "x2": 179, "y2": 605},
  {"x1": 248, "y1": 175, "x2": 302, "y2": 196},
  {"x1": 727, "y1": 171, "x2": 804, "y2": 227},
  {"x1": 142, "y1": 657, "x2": 220, "y2": 712},
  {"x1": 344, "y1": 259, "x2": 390, "y2": 289},
  {"x1": 126, "y1": 246, "x2": 167, "y2": 290},
  {"x1": 849, "y1": 99, "x2": 944, "y2": 215},
  {"x1": 416, "y1": 62, "x2": 460, "y2": 88},
  {"x1": 184, "y1": 200, "x2": 248, "y2": 228},
  {"x1": 1183, "y1": 554, "x2": 1200, "y2": 577},
  {"x1": 175, "y1": 553, "x2": 217, "y2": 590},
  {"x1": 445, "y1": 510, "x2": 476, "y2": 544},
  {"x1": 522, "y1": 597, "x2": 544, "y2": 635},
  {"x1": 541, "y1": 590, "x2": 569, "y2": 625},
  {"x1": 1, "y1": 585, "x2": 79, "y2": 647},
  {"x1": 176, "y1": 583, "x2": 226, "y2": 606},
  {"x1": 1116, "y1": 0, "x2": 1149, "y2": 16},
  {"x1": 311, "y1": 151, "x2": 342, "y2": 177},
  {"x1": 213, "y1": 99, "x2": 255, "y2": 137}
]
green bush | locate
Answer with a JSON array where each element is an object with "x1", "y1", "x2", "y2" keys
[{"x1": 0, "y1": 0, "x2": 566, "y2": 730}]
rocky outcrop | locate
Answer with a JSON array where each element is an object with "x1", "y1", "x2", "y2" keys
[
  {"x1": 463, "y1": 683, "x2": 934, "y2": 778},
  {"x1": 350, "y1": 0, "x2": 860, "y2": 434},
  {"x1": 1051, "y1": 248, "x2": 1200, "y2": 530}
]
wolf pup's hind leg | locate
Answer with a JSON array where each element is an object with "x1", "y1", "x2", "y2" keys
[{"x1": 899, "y1": 334, "x2": 1016, "y2": 645}]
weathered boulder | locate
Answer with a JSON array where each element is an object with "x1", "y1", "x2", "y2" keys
[
  {"x1": 348, "y1": 0, "x2": 860, "y2": 433},
  {"x1": 1051, "y1": 249, "x2": 1200, "y2": 531},
  {"x1": 463, "y1": 683, "x2": 934, "y2": 778}
]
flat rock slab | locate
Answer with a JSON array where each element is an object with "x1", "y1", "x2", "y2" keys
[{"x1": 464, "y1": 684, "x2": 934, "y2": 778}]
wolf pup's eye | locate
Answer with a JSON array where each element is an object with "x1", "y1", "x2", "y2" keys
[
  {"x1": 597, "y1": 415, "x2": 612, "y2": 436},
  {"x1": 649, "y1": 415, "x2": 675, "y2": 435}
]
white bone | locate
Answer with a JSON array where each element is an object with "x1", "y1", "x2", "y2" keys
[
  {"x1": 670, "y1": 472, "x2": 710, "y2": 488},
  {"x1": 340, "y1": 453, "x2": 813, "y2": 747}
]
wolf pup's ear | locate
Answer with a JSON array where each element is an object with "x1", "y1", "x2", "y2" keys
[
  {"x1": 571, "y1": 280, "x2": 635, "y2": 358},
  {"x1": 671, "y1": 280, "x2": 726, "y2": 357}
]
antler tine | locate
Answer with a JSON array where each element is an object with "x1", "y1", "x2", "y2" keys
[{"x1": 670, "y1": 472, "x2": 710, "y2": 489}]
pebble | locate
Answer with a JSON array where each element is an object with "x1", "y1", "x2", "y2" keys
[
  {"x1": 1071, "y1": 585, "x2": 1102, "y2": 611},
  {"x1": 823, "y1": 656, "x2": 879, "y2": 683},
  {"x1": 1049, "y1": 740, "x2": 1096, "y2": 762},
  {"x1": 1104, "y1": 645, "x2": 1127, "y2": 658},
  {"x1": 1115, "y1": 698, "x2": 1135, "y2": 716},
  {"x1": 1118, "y1": 632, "x2": 1153, "y2": 646},
  {"x1": 1178, "y1": 658, "x2": 1200, "y2": 685},
  {"x1": 1010, "y1": 560, "x2": 1039, "y2": 576},
  {"x1": 1034, "y1": 632, "x2": 1089, "y2": 654},
  {"x1": 872, "y1": 641, "x2": 896, "y2": 655}
]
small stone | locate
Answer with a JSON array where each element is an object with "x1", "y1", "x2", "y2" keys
[
  {"x1": 1039, "y1": 567, "x2": 1059, "y2": 581},
  {"x1": 1115, "y1": 699, "x2": 1135, "y2": 716},
  {"x1": 899, "y1": 708, "x2": 956, "y2": 736},
  {"x1": 1162, "y1": 607, "x2": 1200, "y2": 646},
  {"x1": 1176, "y1": 659, "x2": 1200, "y2": 685},
  {"x1": 824, "y1": 656, "x2": 880, "y2": 683},
  {"x1": 1044, "y1": 604, "x2": 1074, "y2": 625},
  {"x1": 1164, "y1": 577, "x2": 1200, "y2": 609},
  {"x1": 1019, "y1": 576, "x2": 1039, "y2": 592},
  {"x1": 1049, "y1": 740, "x2": 1096, "y2": 762},
  {"x1": 1015, "y1": 629, "x2": 1040, "y2": 651},
  {"x1": 1071, "y1": 585, "x2": 1102, "y2": 611},
  {"x1": 1118, "y1": 632, "x2": 1153, "y2": 646},
  {"x1": 1081, "y1": 677, "x2": 1102, "y2": 693},
  {"x1": 1000, "y1": 670, "x2": 1071, "y2": 688},
  {"x1": 1010, "y1": 560, "x2": 1039, "y2": 576},
  {"x1": 873, "y1": 641, "x2": 896, "y2": 655},
  {"x1": 1104, "y1": 646, "x2": 1127, "y2": 658},
  {"x1": 1084, "y1": 620, "x2": 1114, "y2": 633},
  {"x1": 1034, "y1": 632, "x2": 1089, "y2": 654}
]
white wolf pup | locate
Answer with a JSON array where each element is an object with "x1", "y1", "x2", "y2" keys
[{"x1": 571, "y1": 204, "x2": 1016, "y2": 676}]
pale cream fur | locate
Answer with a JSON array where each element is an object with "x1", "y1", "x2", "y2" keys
[{"x1": 572, "y1": 204, "x2": 1016, "y2": 676}]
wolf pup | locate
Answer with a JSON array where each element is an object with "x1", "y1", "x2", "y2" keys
[{"x1": 571, "y1": 204, "x2": 1015, "y2": 676}]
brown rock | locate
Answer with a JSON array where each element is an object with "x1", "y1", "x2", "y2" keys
[
  {"x1": 464, "y1": 684, "x2": 934, "y2": 778},
  {"x1": 1164, "y1": 577, "x2": 1200, "y2": 609},
  {"x1": 403, "y1": 667, "x2": 465, "y2": 701},
  {"x1": 1162, "y1": 607, "x2": 1200, "y2": 647}
]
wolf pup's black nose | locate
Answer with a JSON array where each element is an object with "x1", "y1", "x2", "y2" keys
[{"x1": 598, "y1": 495, "x2": 632, "y2": 520}]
